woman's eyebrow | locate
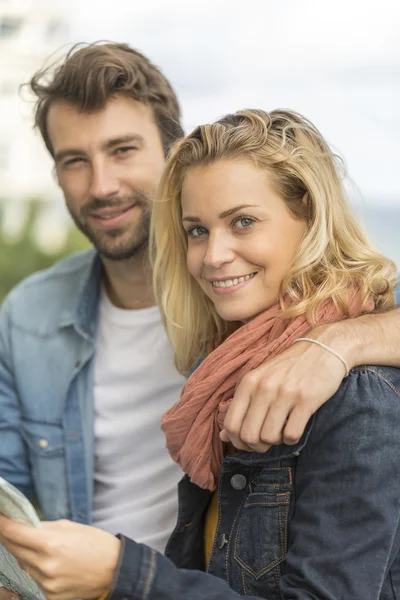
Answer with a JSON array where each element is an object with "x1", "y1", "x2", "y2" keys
[{"x1": 182, "y1": 204, "x2": 259, "y2": 222}]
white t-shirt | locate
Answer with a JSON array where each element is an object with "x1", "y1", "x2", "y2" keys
[{"x1": 92, "y1": 288, "x2": 186, "y2": 553}]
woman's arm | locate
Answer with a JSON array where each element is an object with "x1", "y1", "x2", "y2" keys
[
  {"x1": 0, "y1": 516, "x2": 277, "y2": 600},
  {"x1": 280, "y1": 365, "x2": 400, "y2": 599},
  {"x1": 0, "y1": 518, "x2": 257, "y2": 600}
]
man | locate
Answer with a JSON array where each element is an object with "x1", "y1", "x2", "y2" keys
[
  {"x1": 0, "y1": 43, "x2": 186, "y2": 556},
  {"x1": 0, "y1": 41, "x2": 399, "y2": 576}
]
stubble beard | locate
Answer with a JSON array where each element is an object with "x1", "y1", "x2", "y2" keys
[{"x1": 67, "y1": 192, "x2": 152, "y2": 261}]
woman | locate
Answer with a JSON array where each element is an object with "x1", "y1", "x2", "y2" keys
[{"x1": 1, "y1": 109, "x2": 400, "y2": 600}]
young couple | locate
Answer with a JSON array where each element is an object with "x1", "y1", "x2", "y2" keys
[{"x1": 1, "y1": 43, "x2": 400, "y2": 600}]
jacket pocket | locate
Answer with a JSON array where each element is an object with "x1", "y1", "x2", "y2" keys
[
  {"x1": 20, "y1": 419, "x2": 71, "y2": 519},
  {"x1": 234, "y1": 490, "x2": 290, "y2": 579}
]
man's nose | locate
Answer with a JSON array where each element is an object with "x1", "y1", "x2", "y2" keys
[{"x1": 89, "y1": 161, "x2": 120, "y2": 199}]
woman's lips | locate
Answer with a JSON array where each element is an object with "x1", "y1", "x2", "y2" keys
[{"x1": 210, "y1": 272, "x2": 257, "y2": 295}]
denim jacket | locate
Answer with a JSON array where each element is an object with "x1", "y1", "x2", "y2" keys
[
  {"x1": 109, "y1": 365, "x2": 400, "y2": 599},
  {"x1": 0, "y1": 249, "x2": 101, "y2": 523}
]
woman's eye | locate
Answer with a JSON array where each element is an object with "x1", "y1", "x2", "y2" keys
[
  {"x1": 234, "y1": 217, "x2": 255, "y2": 229},
  {"x1": 187, "y1": 226, "x2": 208, "y2": 238}
]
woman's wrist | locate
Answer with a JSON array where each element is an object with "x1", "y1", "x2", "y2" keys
[{"x1": 100, "y1": 537, "x2": 121, "y2": 598}]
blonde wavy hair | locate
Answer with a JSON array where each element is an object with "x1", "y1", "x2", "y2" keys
[{"x1": 151, "y1": 109, "x2": 397, "y2": 374}]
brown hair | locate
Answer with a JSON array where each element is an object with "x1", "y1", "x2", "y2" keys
[{"x1": 29, "y1": 42, "x2": 183, "y2": 156}]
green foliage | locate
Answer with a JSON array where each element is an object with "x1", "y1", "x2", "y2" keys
[{"x1": 0, "y1": 200, "x2": 90, "y2": 303}]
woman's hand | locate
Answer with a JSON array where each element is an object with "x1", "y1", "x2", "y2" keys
[{"x1": 0, "y1": 516, "x2": 121, "y2": 600}]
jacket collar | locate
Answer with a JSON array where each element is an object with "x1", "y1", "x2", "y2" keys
[{"x1": 58, "y1": 251, "x2": 102, "y2": 342}]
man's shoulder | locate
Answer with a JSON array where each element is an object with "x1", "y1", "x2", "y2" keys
[
  {"x1": 6, "y1": 248, "x2": 97, "y2": 297},
  {"x1": 2, "y1": 249, "x2": 99, "y2": 330}
]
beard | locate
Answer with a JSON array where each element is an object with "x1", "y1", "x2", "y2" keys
[{"x1": 67, "y1": 190, "x2": 152, "y2": 261}]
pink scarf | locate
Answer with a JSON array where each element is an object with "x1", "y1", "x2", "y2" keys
[{"x1": 161, "y1": 293, "x2": 373, "y2": 491}]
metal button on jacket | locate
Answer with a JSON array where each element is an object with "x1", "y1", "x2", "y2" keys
[{"x1": 230, "y1": 474, "x2": 247, "y2": 490}]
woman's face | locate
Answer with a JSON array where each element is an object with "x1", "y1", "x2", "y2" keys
[{"x1": 181, "y1": 159, "x2": 307, "y2": 322}]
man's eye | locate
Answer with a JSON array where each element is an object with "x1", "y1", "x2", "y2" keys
[
  {"x1": 115, "y1": 146, "x2": 137, "y2": 155},
  {"x1": 63, "y1": 157, "x2": 84, "y2": 168},
  {"x1": 187, "y1": 226, "x2": 208, "y2": 238}
]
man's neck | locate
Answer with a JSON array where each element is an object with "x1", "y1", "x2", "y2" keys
[{"x1": 101, "y1": 250, "x2": 155, "y2": 310}]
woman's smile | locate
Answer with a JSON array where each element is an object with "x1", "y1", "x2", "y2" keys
[{"x1": 208, "y1": 272, "x2": 257, "y2": 294}]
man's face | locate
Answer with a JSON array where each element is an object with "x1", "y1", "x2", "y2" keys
[{"x1": 47, "y1": 95, "x2": 166, "y2": 260}]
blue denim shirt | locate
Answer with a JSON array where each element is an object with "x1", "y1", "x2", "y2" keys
[
  {"x1": 0, "y1": 249, "x2": 101, "y2": 523},
  {"x1": 110, "y1": 365, "x2": 400, "y2": 599}
]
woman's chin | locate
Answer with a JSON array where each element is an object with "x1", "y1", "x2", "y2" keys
[
  {"x1": 215, "y1": 307, "x2": 258, "y2": 322},
  {"x1": 214, "y1": 300, "x2": 278, "y2": 323}
]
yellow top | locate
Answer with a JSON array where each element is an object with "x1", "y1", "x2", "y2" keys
[
  {"x1": 97, "y1": 588, "x2": 110, "y2": 600},
  {"x1": 97, "y1": 589, "x2": 109, "y2": 600},
  {"x1": 204, "y1": 491, "x2": 219, "y2": 565}
]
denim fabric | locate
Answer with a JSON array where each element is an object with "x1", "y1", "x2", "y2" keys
[
  {"x1": 0, "y1": 249, "x2": 101, "y2": 523},
  {"x1": 111, "y1": 365, "x2": 400, "y2": 599}
]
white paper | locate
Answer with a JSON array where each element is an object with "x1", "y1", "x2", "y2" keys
[{"x1": 0, "y1": 477, "x2": 46, "y2": 600}]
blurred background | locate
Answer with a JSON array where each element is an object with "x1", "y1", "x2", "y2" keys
[{"x1": 0, "y1": 0, "x2": 399, "y2": 301}]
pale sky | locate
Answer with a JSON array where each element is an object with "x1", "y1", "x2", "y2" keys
[{"x1": 65, "y1": 0, "x2": 399, "y2": 204}]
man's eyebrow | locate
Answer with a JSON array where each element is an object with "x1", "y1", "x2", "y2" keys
[
  {"x1": 103, "y1": 134, "x2": 144, "y2": 150},
  {"x1": 54, "y1": 134, "x2": 144, "y2": 164},
  {"x1": 182, "y1": 204, "x2": 259, "y2": 222}
]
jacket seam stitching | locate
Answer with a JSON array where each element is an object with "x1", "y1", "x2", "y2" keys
[{"x1": 141, "y1": 548, "x2": 156, "y2": 600}]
